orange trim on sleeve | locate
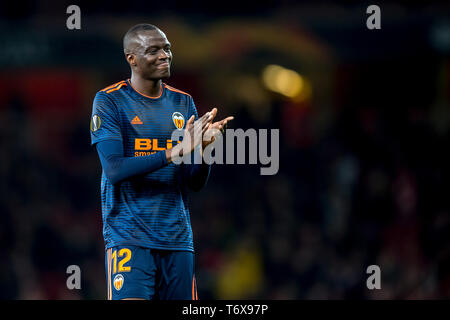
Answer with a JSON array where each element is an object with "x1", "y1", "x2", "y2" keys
[
  {"x1": 101, "y1": 80, "x2": 126, "y2": 92},
  {"x1": 164, "y1": 84, "x2": 192, "y2": 97},
  {"x1": 106, "y1": 82, "x2": 127, "y2": 94}
]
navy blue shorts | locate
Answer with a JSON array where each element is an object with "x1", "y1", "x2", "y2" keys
[{"x1": 105, "y1": 246, "x2": 198, "y2": 300}]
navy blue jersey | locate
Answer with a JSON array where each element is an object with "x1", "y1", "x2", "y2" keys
[{"x1": 90, "y1": 79, "x2": 199, "y2": 252}]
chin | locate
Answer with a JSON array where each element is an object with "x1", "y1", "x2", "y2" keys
[
  {"x1": 160, "y1": 70, "x2": 171, "y2": 79},
  {"x1": 147, "y1": 71, "x2": 170, "y2": 81}
]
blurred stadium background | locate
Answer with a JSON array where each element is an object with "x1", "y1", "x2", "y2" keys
[{"x1": 0, "y1": 0, "x2": 449, "y2": 299}]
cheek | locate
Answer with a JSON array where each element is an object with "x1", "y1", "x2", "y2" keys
[
  {"x1": 138, "y1": 55, "x2": 156, "y2": 66},
  {"x1": 146, "y1": 57, "x2": 158, "y2": 65}
]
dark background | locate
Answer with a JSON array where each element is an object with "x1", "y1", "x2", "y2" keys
[{"x1": 0, "y1": 0, "x2": 449, "y2": 299}]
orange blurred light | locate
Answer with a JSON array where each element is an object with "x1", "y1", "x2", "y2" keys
[{"x1": 262, "y1": 64, "x2": 310, "y2": 101}]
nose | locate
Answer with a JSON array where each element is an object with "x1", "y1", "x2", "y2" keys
[{"x1": 159, "y1": 49, "x2": 170, "y2": 60}]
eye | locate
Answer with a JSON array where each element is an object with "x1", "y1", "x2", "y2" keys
[{"x1": 145, "y1": 47, "x2": 159, "y2": 55}]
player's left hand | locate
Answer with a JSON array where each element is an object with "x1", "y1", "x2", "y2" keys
[{"x1": 200, "y1": 108, "x2": 234, "y2": 149}]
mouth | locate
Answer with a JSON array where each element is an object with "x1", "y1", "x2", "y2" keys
[{"x1": 156, "y1": 62, "x2": 170, "y2": 69}]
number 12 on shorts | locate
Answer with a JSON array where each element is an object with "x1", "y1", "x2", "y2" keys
[{"x1": 111, "y1": 248, "x2": 131, "y2": 273}]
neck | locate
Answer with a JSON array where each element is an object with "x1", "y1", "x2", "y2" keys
[{"x1": 130, "y1": 73, "x2": 162, "y2": 97}]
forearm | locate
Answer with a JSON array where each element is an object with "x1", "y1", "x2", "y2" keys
[
  {"x1": 184, "y1": 146, "x2": 211, "y2": 191},
  {"x1": 97, "y1": 140, "x2": 168, "y2": 184},
  {"x1": 188, "y1": 163, "x2": 211, "y2": 191},
  {"x1": 165, "y1": 143, "x2": 184, "y2": 164}
]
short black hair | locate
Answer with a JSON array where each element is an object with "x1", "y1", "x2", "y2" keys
[{"x1": 123, "y1": 23, "x2": 160, "y2": 54}]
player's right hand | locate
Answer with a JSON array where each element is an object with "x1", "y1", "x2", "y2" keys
[
  {"x1": 185, "y1": 111, "x2": 213, "y2": 151},
  {"x1": 167, "y1": 111, "x2": 213, "y2": 163}
]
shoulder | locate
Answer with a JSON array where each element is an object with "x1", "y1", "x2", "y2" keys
[
  {"x1": 94, "y1": 80, "x2": 129, "y2": 108},
  {"x1": 95, "y1": 80, "x2": 128, "y2": 102},
  {"x1": 163, "y1": 83, "x2": 193, "y2": 99},
  {"x1": 93, "y1": 81, "x2": 129, "y2": 116},
  {"x1": 163, "y1": 83, "x2": 196, "y2": 114},
  {"x1": 99, "y1": 80, "x2": 128, "y2": 94}
]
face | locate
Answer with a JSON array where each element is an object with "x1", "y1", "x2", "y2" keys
[{"x1": 126, "y1": 29, "x2": 172, "y2": 80}]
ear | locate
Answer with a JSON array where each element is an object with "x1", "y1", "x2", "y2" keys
[{"x1": 126, "y1": 53, "x2": 137, "y2": 67}]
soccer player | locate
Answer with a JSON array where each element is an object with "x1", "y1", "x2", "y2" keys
[{"x1": 90, "y1": 23, "x2": 233, "y2": 300}]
